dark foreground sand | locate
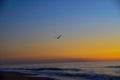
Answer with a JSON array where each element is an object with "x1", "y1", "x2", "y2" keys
[
  {"x1": 0, "y1": 71, "x2": 92, "y2": 80},
  {"x1": 0, "y1": 71, "x2": 55, "y2": 80}
]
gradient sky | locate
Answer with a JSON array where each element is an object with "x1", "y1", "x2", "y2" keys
[{"x1": 1, "y1": 0, "x2": 120, "y2": 64}]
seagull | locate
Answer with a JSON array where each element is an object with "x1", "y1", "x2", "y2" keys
[{"x1": 57, "y1": 34, "x2": 62, "y2": 39}]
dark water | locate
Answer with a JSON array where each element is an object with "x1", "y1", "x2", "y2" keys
[{"x1": 0, "y1": 61, "x2": 120, "y2": 80}]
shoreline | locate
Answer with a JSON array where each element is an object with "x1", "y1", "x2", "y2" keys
[
  {"x1": 0, "y1": 71, "x2": 92, "y2": 80},
  {"x1": 0, "y1": 71, "x2": 55, "y2": 80}
]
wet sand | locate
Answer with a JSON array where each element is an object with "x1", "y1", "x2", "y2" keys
[
  {"x1": 0, "y1": 71, "x2": 55, "y2": 80},
  {"x1": 0, "y1": 71, "x2": 92, "y2": 80}
]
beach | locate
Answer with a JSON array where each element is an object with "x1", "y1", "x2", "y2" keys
[
  {"x1": 0, "y1": 71, "x2": 55, "y2": 80},
  {"x1": 0, "y1": 71, "x2": 92, "y2": 80},
  {"x1": 0, "y1": 61, "x2": 120, "y2": 80}
]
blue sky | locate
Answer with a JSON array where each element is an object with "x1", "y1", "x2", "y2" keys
[{"x1": 1, "y1": 0, "x2": 120, "y2": 47}]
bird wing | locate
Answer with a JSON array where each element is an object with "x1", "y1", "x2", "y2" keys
[{"x1": 57, "y1": 35, "x2": 62, "y2": 39}]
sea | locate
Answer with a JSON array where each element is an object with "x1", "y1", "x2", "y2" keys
[{"x1": 0, "y1": 61, "x2": 120, "y2": 80}]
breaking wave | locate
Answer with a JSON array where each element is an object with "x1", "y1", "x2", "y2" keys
[{"x1": 0, "y1": 67, "x2": 120, "y2": 80}]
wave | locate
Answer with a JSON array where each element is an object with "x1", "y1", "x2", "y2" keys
[
  {"x1": 25, "y1": 67, "x2": 120, "y2": 80},
  {"x1": 25, "y1": 67, "x2": 81, "y2": 71},
  {"x1": 37, "y1": 71, "x2": 120, "y2": 80},
  {"x1": 104, "y1": 66, "x2": 120, "y2": 68},
  {"x1": 0, "y1": 67, "x2": 120, "y2": 80}
]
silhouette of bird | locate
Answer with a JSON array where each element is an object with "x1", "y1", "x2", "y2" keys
[{"x1": 57, "y1": 34, "x2": 62, "y2": 39}]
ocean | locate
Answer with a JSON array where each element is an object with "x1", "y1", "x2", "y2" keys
[{"x1": 0, "y1": 61, "x2": 120, "y2": 80}]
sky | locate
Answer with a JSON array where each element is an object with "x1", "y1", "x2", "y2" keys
[{"x1": 0, "y1": 0, "x2": 120, "y2": 64}]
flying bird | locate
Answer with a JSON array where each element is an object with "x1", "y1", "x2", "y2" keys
[{"x1": 57, "y1": 34, "x2": 62, "y2": 39}]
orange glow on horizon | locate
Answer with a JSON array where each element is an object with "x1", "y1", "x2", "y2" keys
[{"x1": 1, "y1": 35, "x2": 120, "y2": 62}]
